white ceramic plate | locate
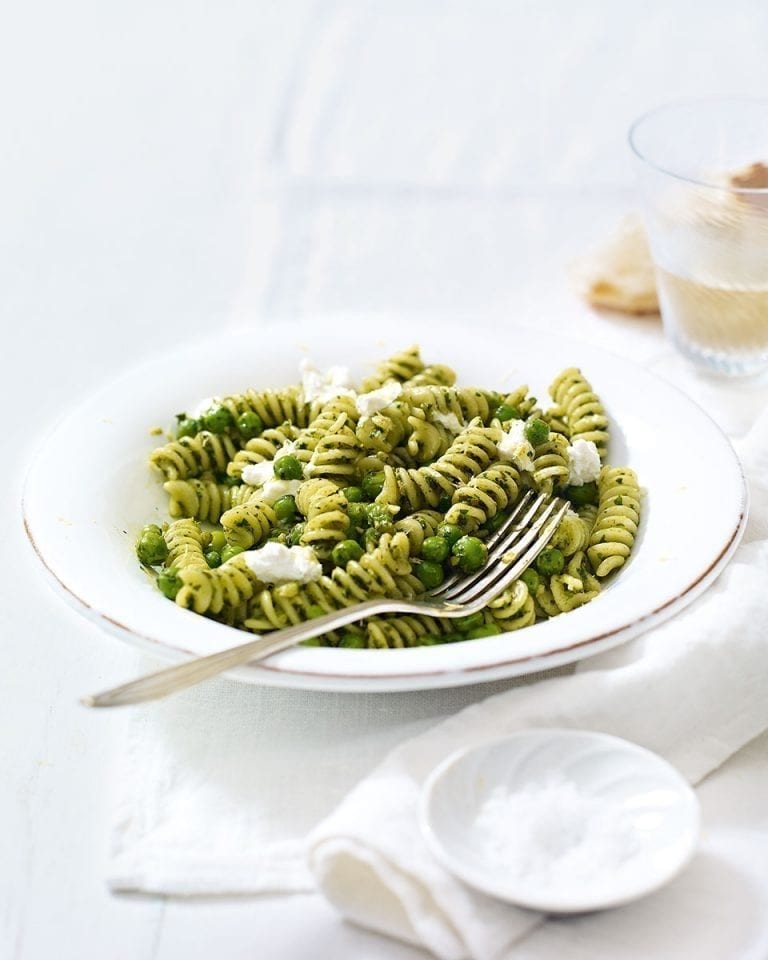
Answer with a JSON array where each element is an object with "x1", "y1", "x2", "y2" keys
[
  {"x1": 23, "y1": 320, "x2": 747, "y2": 691},
  {"x1": 420, "y1": 729, "x2": 701, "y2": 912}
]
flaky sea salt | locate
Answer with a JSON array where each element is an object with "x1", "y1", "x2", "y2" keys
[{"x1": 472, "y1": 777, "x2": 642, "y2": 889}]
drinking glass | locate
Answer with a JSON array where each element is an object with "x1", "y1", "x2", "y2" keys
[{"x1": 630, "y1": 98, "x2": 768, "y2": 377}]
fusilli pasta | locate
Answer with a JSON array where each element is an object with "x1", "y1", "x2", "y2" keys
[{"x1": 137, "y1": 346, "x2": 641, "y2": 647}]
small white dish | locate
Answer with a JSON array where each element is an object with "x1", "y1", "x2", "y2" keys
[{"x1": 420, "y1": 729, "x2": 700, "y2": 913}]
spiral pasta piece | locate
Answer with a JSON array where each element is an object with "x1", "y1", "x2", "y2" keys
[
  {"x1": 549, "y1": 508, "x2": 592, "y2": 557},
  {"x1": 377, "y1": 421, "x2": 501, "y2": 513},
  {"x1": 549, "y1": 368, "x2": 610, "y2": 458},
  {"x1": 536, "y1": 552, "x2": 601, "y2": 615},
  {"x1": 486, "y1": 580, "x2": 536, "y2": 630},
  {"x1": 243, "y1": 532, "x2": 420, "y2": 632},
  {"x1": 296, "y1": 478, "x2": 350, "y2": 558},
  {"x1": 393, "y1": 510, "x2": 443, "y2": 553},
  {"x1": 355, "y1": 400, "x2": 410, "y2": 454},
  {"x1": 220, "y1": 386, "x2": 315, "y2": 429},
  {"x1": 531, "y1": 432, "x2": 570, "y2": 493},
  {"x1": 444, "y1": 462, "x2": 521, "y2": 532},
  {"x1": 405, "y1": 408, "x2": 455, "y2": 463},
  {"x1": 403, "y1": 386, "x2": 499, "y2": 425},
  {"x1": 163, "y1": 519, "x2": 209, "y2": 572},
  {"x1": 404, "y1": 364, "x2": 456, "y2": 388},
  {"x1": 302, "y1": 414, "x2": 359, "y2": 484},
  {"x1": 361, "y1": 346, "x2": 425, "y2": 391},
  {"x1": 175, "y1": 552, "x2": 263, "y2": 615},
  {"x1": 364, "y1": 614, "x2": 453, "y2": 648},
  {"x1": 220, "y1": 498, "x2": 278, "y2": 549},
  {"x1": 164, "y1": 478, "x2": 257, "y2": 523},
  {"x1": 150, "y1": 431, "x2": 238, "y2": 481},
  {"x1": 297, "y1": 394, "x2": 361, "y2": 455},
  {"x1": 587, "y1": 466, "x2": 641, "y2": 577}
]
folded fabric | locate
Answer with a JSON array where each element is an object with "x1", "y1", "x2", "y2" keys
[
  {"x1": 107, "y1": 664, "x2": 564, "y2": 895},
  {"x1": 308, "y1": 409, "x2": 768, "y2": 960}
]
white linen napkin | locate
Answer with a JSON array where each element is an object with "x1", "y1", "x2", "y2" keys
[
  {"x1": 107, "y1": 334, "x2": 768, "y2": 959},
  {"x1": 108, "y1": 667, "x2": 567, "y2": 895},
  {"x1": 307, "y1": 408, "x2": 768, "y2": 960}
]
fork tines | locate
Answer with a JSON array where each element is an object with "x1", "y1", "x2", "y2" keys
[{"x1": 435, "y1": 492, "x2": 569, "y2": 606}]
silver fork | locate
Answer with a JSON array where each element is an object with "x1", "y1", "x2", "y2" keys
[{"x1": 84, "y1": 491, "x2": 568, "y2": 707}]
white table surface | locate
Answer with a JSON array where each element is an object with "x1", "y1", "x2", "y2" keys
[{"x1": 3, "y1": 2, "x2": 768, "y2": 957}]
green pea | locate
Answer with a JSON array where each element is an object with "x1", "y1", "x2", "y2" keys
[
  {"x1": 339, "y1": 631, "x2": 367, "y2": 649},
  {"x1": 176, "y1": 417, "x2": 200, "y2": 439},
  {"x1": 421, "y1": 536, "x2": 450, "y2": 563},
  {"x1": 136, "y1": 527, "x2": 168, "y2": 566},
  {"x1": 210, "y1": 530, "x2": 227, "y2": 552},
  {"x1": 366, "y1": 503, "x2": 394, "y2": 533},
  {"x1": 494, "y1": 403, "x2": 521, "y2": 422},
  {"x1": 466, "y1": 624, "x2": 502, "y2": 640},
  {"x1": 332, "y1": 539, "x2": 365, "y2": 567},
  {"x1": 273, "y1": 455, "x2": 303, "y2": 481},
  {"x1": 237, "y1": 410, "x2": 263, "y2": 439},
  {"x1": 525, "y1": 417, "x2": 550, "y2": 446},
  {"x1": 564, "y1": 481, "x2": 598, "y2": 506},
  {"x1": 452, "y1": 535, "x2": 488, "y2": 573},
  {"x1": 437, "y1": 522, "x2": 463, "y2": 548},
  {"x1": 157, "y1": 567, "x2": 181, "y2": 600},
  {"x1": 536, "y1": 547, "x2": 565, "y2": 576},
  {"x1": 204, "y1": 549, "x2": 221, "y2": 568},
  {"x1": 306, "y1": 604, "x2": 325, "y2": 619},
  {"x1": 220, "y1": 543, "x2": 245, "y2": 563},
  {"x1": 287, "y1": 522, "x2": 305, "y2": 546},
  {"x1": 361, "y1": 471, "x2": 386, "y2": 500},
  {"x1": 520, "y1": 568, "x2": 540, "y2": 592},
  {"x1": 415, "y1": 560, "x2": 445, "y2": 590},
  {"x1": 455, "y1": 612, "x2": 485, "y2": 632},
  {"x1": 300, "y1": 636, "x2": 323, "y2": 646},
  {"x1": 344, "y1": 486, "x2": 364, "y2": 503},
  {"x1": 347, "y1": 502, "x2": 369, "y2": 530},
  {"x1": 202, "y1": 405, "x2": 234, "y2": 434},
  {"x1": 437, "y1": 494, "x2": 453, "y2": 513},
  {"x1": 485, "y1": 510, "x2": 509, "y2": 534},
  {"x1": 273, "y1": 494, "x2": 297, "y2": 522}
]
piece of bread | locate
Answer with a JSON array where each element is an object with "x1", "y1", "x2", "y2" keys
[{"x1": 572, "y1": 213, "x2": 659, "y2": 316}]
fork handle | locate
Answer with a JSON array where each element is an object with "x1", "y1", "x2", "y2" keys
[{"x1": 82, "y1": 598, "x2": 402, "y2": 707}]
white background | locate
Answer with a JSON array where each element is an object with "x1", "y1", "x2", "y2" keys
[{"x1": 3, "y1": 2, "x2": 768, "y2": 958}]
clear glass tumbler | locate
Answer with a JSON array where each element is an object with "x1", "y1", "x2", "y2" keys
[{"x1": 630, "y1": 98, "x2": 768, "y2": 377}]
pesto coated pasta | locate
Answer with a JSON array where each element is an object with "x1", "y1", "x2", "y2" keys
[{"x1": 134, "y1": 347, "x2": 641, "y2": 647}]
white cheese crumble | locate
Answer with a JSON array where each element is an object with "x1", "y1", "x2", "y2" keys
[
  {"x1": 300, "y1": 360, "x2": 355, "y2": 404},
  {"x1": 355, "y1": 380, "x2": 403, "y2": 417},
  {"x1": 241, "y1": 460, "x2": 274, "y2": 487},
  {"x1": 567, "y1": 439, "x2": 601, "y2": 485},
  {"x1": 432, "y1": 411, "x2": 463, "y2": 433},
  {"x1": 497, "y1": 420, "x2": 535, "y2": 472},
  {"x1": 258, "y1": 478, "x2": 302, "y2": 505},
  {"x1": 242, "y1": 542, "x2": 322, "y2": 584}
]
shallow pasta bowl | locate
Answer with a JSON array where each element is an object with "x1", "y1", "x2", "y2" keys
[{"x1": 22, "y1": 320, "x2": 748, "y2": 692}]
